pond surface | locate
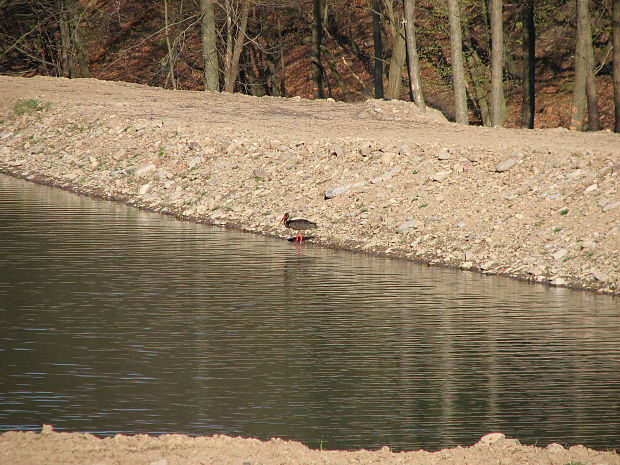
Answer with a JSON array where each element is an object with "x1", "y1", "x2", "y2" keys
[{"x1": 1, "y1": 173, "x2": 619, "y2": 452}]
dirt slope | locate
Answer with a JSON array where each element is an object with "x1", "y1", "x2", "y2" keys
[{"x1": 1, "y1": 428, "x2": 619, "y2": 465}]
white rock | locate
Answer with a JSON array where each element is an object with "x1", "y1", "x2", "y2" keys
[
  {"x1": 41, "y1": 424, "x2": 54, "y2": 434},
  {"x1": 603, "y1": 201, "x2": 619, "y2": 212},
  {"x1": 580, "y1": 238, "x2": 596, "y2": 249},
  {"x1": 546, "y1": 443, "x2": 565, "y2": 452},
  {"x1": 584, "y1": 183, "x2": 598, "y2": 193},
  {"x1": 134, "y1": 163, "x2": 156, "y2": 178},
  {"x1": 436, "y1": 149, "x2": 451, "y2": 160},
  {"x1": 188, "y1": 156, "x2": 204, "y2": 169},
  {"x1": 552, "y1": 249, "x2": 568, "y2": 260},
  {"x1": 478, "y1": 433, "x2": 506, "y2": 445},
  {"x1": 139, "y1": 183, "x2": 151, "y2": 195},
  {"x1": 432, "y1": 170, "x2": 452, "y2": 182},
  {"x1": 592, "y1": 270, "x2": 609, "y2": 282},
  {"x1": 371, "y1": 165, "x2": 402, "y2": 184},
  {"x1": 566, "y1": 168, "x2": 585, "y2": 179},
  {"x1": 496, "y1": 159, "x2": 517, "y2": 172},
  {"x1": 551, "y1": 277, "x2": 567, "y2": 286},
  {"x1": 397, "y1": 218, "x2": 422, "y2": 232}
]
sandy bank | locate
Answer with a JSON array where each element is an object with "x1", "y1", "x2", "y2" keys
[
  {"x1": 0, "y1": 75, "x2": 619, "y2": 294},
  {"x1": 1, "y1": 427, "x2": 618, "y2": 465}
]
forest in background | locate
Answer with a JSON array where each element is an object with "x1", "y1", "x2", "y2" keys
[{"x1": 1, "y1": 0, "x2": 619, "y2": 131}]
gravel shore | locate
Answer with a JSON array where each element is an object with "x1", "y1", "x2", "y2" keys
[
  {"x1": 0, "y1": 75, "x2": 619, "y2": 294},
  {"x1": 1, "y1": 428, "x2": 619, "y2": 465}
]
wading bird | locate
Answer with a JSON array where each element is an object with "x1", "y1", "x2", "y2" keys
[{"x1": 279, "y1": 212, "x2": 317, "y2": 243}]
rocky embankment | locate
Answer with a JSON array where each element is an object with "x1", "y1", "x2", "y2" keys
[{"x1": 0, "y1": 76, "x2": 619, "y2": 294}]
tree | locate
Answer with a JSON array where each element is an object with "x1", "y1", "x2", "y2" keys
[
  {"x1": 384, "y1": 0, "x2": 406, "y2": 100},
  {"x1": 520, "y1": 0, "x2": 535, "y2": 128},
  {"x1": 447, "y1": 0, "x2": 467, "y2": 124},
  {"x1": 223, "y1": 0, "x2": 250, "y2": 93},
  {"x1": 200, "y1": 0, "x2": 219, "y2": 91},
  {"x1": 403, "y1": 0, "x2": 425, "y2": 110},
  {"x1": 462, "y1": 15, "x2": 490, "y2": 125},
  {"x1": 57, "y1": 0, "x2": 89, "y2": 78},
  {"x1": 584, "y1": 0, "x2": 600, "y2": 130},
  {"x1": 311, "y1": 0, "x2": 324, "y2": 98},
  {"x1": 371, "y1": 0, "x2": 384, "y2": 99},
  {"x1": 614, "y1": 0, "x2": 620, "y2": 132},
  {"x1": 163, "y1": 0, "x2": 177, "y2": 88},
  {"x1": 570, "y1": 0, "x2": 598, "y2": 130},
  {"x1": 489, "y1": 0, "x2": 504, "y2": 126}
]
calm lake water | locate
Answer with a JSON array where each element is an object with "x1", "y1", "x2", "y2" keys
[{"x1": 1, "y1": 173, "x2": 619, "y2": 452}]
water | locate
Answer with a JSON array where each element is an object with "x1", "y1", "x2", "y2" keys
[{"x1": 1, "y1": 173, "x2": 619, "y2": 452}]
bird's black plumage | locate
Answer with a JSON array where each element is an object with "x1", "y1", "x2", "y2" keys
[{"x1": 279, "y1": 212, "x2": 317, "y2": 242}]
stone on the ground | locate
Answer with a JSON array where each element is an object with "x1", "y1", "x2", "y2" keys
[{"x1": 496, "y1": 159, "x2": 517, "y2": 172}]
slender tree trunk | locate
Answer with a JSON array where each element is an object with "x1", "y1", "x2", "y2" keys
[
  {"x1": 384, "y1": 0, "x2": 406, "y2": 100},
  {"x1": 58, "y1": 0, "x2": 73, "y2": 77},
  {"x1": 489, "y1": 0, "x2": 504, "y2": 126},
  {"x1": 584, "y1": 1, "x2": 601, "y2": 130},
  {"x1": 312, "y1": 0, "x2": 324, "y2": 98},
  {"x1": 72, "y1": 24, "x2": 89, "y2": 77},
  {"x1": 64, "y1": 0, "x2": 89, "y2": 77},
  {"x1": 520, "y1": 0, "x2": 535, "y2": 128},
  {"x1": 403, "y1": 0, "x2": 425, "y2": 110},
  {"x1": 462, "y1": 18, "x2": 490, "y2": 125},
  {"x1": 371, "y1": 0, "x2": 384, "y2": 98},
  {"x1": 613, "y1": 0, "x2": 620, "y2": 132},
  {"x1": 322, "y1": 45, "x2": 353, "y2": 100},
  {"x1": 163, "y1": 0, "x2": 176, "y2": 89},
  {"x1": 201, "y1": 0, "x2": 219, "y2": 91},
  {"x1": 277, "y1": 12, "x2": 286, "y2": 97},
  {"x1": 224, "y1": 0, "x2": 250, "y2": 93},
  {"x1": 447, "y1": 0, "x2": 468, "y2": 124},
  {"x1": 570, "y1": 0, "x2": 589, "y2": 130},
  {"x1": 224, "y1": 1, "x2": 234, "y2": 89}
]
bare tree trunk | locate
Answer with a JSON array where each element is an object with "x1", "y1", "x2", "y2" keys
[
  {"x1": 163, "y1": 0, "x2": 176, "y2": 89},
  {"x1": 613, "y1": 0, "x2": 620, "y2": 132},
  {"x1": 384, "y1": 0, "x2": 406, "y2": 100},
  {"x1": 58, "y1": 0, "x2": 73, "y2": 77},
  {"x1": 462, "y1": 17, "x2": 490, "y2": 125},
  {"x1": 201, "y1": 0, "x2": 219, "y2": 91},
  {"x1": 224, "y1": 1, "x2": 234, "y2": 89},
  {"x1": 570, "y1": 0, "x2": 589, "y2": 131},
  {"x1": 403, "y1": 0, "x2": 425, "y2": 110},
  {"x1": 371, "y1": 0, "x2": 384, "y2": 98},
  {"x1": 520, "y1": 0, "x2": 535, "y2": 128},
  {"x1": 584, "y1": 1, "x2": 601, "y2": 131},
  {"x1": 312, "y1": 0, "x2": 324, "y2": 98},
  {"x1": 72, "y1": 23, "x2": 89, "y2": 77},
  {"x1": 447, "y1": 0, "x2": 468, "y2": 124},
  {"x1": 322, "y1": 45, "x2": 353, "y2": 100},
  {"x1": 489, "y1": 0, "x2": 504, "y2": 126},
  {"x1": 66, "y1": 0, "x2": 89, "y2": 77},
  {"x1": 224, "y1": 0, "x2": 250, "y2": 93},
  {"x1": 277, "y1": 12, "x2": 286, "y2": 97}
]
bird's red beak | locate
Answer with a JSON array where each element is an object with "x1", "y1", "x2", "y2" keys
[{"x1": 279, "y1": 214, "x2": 286, "y2": 225}]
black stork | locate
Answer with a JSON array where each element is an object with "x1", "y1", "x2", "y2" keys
[{"x1": 279, "y1": 212, "x2": 317, "y2": 243}]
